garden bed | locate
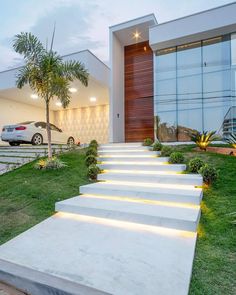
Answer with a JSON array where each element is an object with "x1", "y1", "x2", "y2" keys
[{"x1": 195, "y1": 146, "x2": 236, "y2": 156}]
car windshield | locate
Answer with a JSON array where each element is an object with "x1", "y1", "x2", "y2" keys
[{"x1": 17, "y1": 121, "x2": 34, "y2": 125}]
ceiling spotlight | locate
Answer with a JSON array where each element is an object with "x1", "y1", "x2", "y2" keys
[
  {"x1": 69, "y1": 87, "x2": 77, "y2": 93},
  {"x1": 30, "y1": 94, "x2": 38, "y2": 99},
  {"x1": 90, "y1": 97, "x2": 97, "y2": 102},
  {"x1": 56, "y1": 101, "x2": 62, "y2": 107},
  {"x1": 133, "y1": 31, "x2": 141, "y2": 40}
]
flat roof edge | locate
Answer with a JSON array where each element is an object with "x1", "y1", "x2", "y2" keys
[
  {"x1": 0, "y1": 49, "x2": 109, "y2": 74},
  {"x1": 109, "y1": 13, "x2": 157, "y2": 30},
  {"x1": 149, "y1": 2, "x2": 236, "y2": 30}
]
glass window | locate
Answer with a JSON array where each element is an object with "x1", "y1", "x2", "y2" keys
[
  {"x1": 202, "y1": 35, "x2": 231, "y2": 134},
  {"x1": 155, "y1": 47, "x2": 177, "y2": 141},
  {"x1": 35, "y1": 122, "x2": 46, "y2": 129},
  {"x1": 50, "y1": 124, "x2": 61, "y2": 132},
  {"x1": 177, "y1": 41, "x2": 203, "y2": 141}
]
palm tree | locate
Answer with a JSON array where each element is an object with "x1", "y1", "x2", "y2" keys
[{"x1": 13, "y1": 32, "x2": 89, "y2": 159}]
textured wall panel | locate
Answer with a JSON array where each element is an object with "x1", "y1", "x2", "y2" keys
[{"x1": 54, "y1": 105, "x2": 109, "y2": 144}]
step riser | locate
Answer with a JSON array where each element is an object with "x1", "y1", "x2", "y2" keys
[
  {"x1": 98, "y1": 164, "x2": 186, "y2": 172},
  {"x1": 56, "y1": 203, "x2": 200, "y2": 232},
  {"x1": 98, "y1": 157, "x2": 169, "y2": 163},
  {"x1": 79, "y1": 187, "x2": 202, "y2": 205},
  {"x1": 98, "y1": 146, "x2": 149, "y2": 151},
  {"x1": 97, "y1": 174, "x2": 203, "y2": 186},
  {"x1": 98, "y1": 151, "x2": 159, "y2": 156}
]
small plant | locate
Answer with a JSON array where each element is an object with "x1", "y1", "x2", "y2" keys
[
  {"x1": 34, "y1": 157, "x2": 67, "y2": 170},
  {"x1": 188, "y1": 157, "x2": 205, "y2": 173},
  {"x1": 169, "y1": 152, "x2": 184, "y2": 164},
  {"x1": 226, "y1": 133, "x2": 236, "y2": 149},
  {"x1": 86, "y1": 147, "x2": 98, "y2": 157},
  {"x1": 161, "y1": 145, "x2": 174, "y2": 157},
  {"x1": 85, "y1": 155, "x2": 97, "y2": 167},
  {"x1": 199, "y1": 164, "x2": 218, "y2": 185},
  {"x1": 143, "y1": 138, "x2": 153, "y2": 146},
  {"x1": 87, "y1": 164, "x2": 101, "y2": 180},
  {"x1": 152, "y1": 142, "x2": 163, "y2": 151},
  {"x1": 189, "y1": 130, "x2": 216, "y2": 151},
  {"x1": 89, "y1": 139, "x2": 98, "y2": 149}
]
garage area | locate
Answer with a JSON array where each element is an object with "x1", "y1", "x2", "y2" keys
[{"x1": 0, "y1": 50, "x2": 110, "y2": 146}]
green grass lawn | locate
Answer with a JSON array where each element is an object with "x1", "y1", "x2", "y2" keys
[
  {"x1": 0, "y1": 149, "x2": 90, "y2": 244},
  {"x1": 174, "y1": 145, "x2": 236, "y2": 295},
  {"x1": 0, "y1": 147, "x2": 235, "y2": 294}
]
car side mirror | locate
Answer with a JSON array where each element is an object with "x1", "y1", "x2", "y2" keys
[{"x1": 59, "y1": 129, "x2": 62, "y2": 132}]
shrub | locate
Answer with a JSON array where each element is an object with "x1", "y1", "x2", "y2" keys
[
  {"x1": 34, "y1": 157, "x2": 67, "y2": 170},
  {"x1": 152, "y1": 142, "x2": 163, "y2": 151},
  {"x1": 226, "y1": 133, "x2": 236, "y2": 149},
  {"x1": 169, "y1": 152, "x2": 184, "y2": 164},
  {"x1": 89, "y1": 139, "x2": 99, "y2": 149},
  {"x1": 86, "y1": 147, "x2": 98, "y2": 157},
  {"x1": 188, "y1": 157, "x2": 205, "y2": 173},
  {"x1": 85, "y1": 155, "x2": 97, "y2": 167},
  {"x1": 199, "y1": 164, "x2": 218, "y2": 185},
  {"x1": 161, "y1": 146, "x2": 174, "y2": 157},
  {"x1": 143, "y1": 138, "x2": 153, "y2": 146},
  {"x1": 189, "y1": 130, "x2": 216, "y2": 151},
  {"x1": 87, "y1": 164, "x2": 101, "y2": 180}
]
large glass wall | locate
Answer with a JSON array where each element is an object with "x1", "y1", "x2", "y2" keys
[{"x1": 154, "y1": 33, "x2": 235, "y2": 141}]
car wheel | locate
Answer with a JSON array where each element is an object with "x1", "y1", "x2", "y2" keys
[
  {"x1": 67, "y1": 137, "x2": 75, "y2": 145},
  {"x1": 9, "y1": 142, "x2": 20, "y2": 146},
  {"x1": 32, "y1": 133, "x2": 43, "y2": 145}
]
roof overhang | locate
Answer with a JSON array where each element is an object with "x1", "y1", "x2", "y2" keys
[
  {"x1": 110, "y1": 14, "x2": 157, "y2": 47},
  {"x1": 0, "y1": 50, "x2": 110, "y2": 110},
  {"x1": 149, "y1": 2, "x2": 236, "y2": 51}
]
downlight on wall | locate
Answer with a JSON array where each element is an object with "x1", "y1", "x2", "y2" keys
[
  {"x1": 55, "y1": 101, "x2": 62, "y2": 107},
  {"x1": 90, "y1": 97, "x2": 97, "y2": 102},
  {"x1": 69, "y1": 87, "x2": 77, "y2": 93},
  {"x1": 30, "y1": 94, "x2": 38, "y2": 99}
]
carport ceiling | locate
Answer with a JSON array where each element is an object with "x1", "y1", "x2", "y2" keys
[{"x1": 0, "y1": 78, "x2": 108, "y2": 110}]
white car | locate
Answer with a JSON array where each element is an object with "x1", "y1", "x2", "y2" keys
[{"x1": 1, "y1": 121, "x2": 75, "y2": 146}]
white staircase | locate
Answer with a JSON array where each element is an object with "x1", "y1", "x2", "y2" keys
[
  {"x1": 0, "y1": 142, "x2": 203, "y2": 295},
  {"x1": 57, "y1": 142, "x2": 202, "y2": 232}
]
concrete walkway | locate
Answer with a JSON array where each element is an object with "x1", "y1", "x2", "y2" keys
[{"x1": 0, "y1": 143, "x2": 202, "y2": 295}]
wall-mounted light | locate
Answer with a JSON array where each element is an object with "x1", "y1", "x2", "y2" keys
[
  {"x1": 90, "y1": 97, "x2": 97, "y2": 102},
  {"x1": 69, "y1": 87, "x2": 77, "y2": 93},
  {"x1": 55, "y1": 101, "x2": 62, "y2": 107},
  {"x1": 30, "y1": 94, "x2": 38, "y2": 99}
]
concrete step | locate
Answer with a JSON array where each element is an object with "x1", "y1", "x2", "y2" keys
[
  {"x1": 99, "y1": 143, "x2": 142, "y2": 148},
  {"x1": 98, "y1": 156, "x2": 169, "y2": 163},
  {"x1": 98, "y1": 146, "x2": 150, "y2": 151},
  {"x1": 98, "y1": 171, "x2": 203, "y2": 186},
  {"x1": 0, "y1": 157, "x2": 31, "y2": 164},
  {"x1": 56, "y1": 196, "x2": 201, "y2": 232},
  {"x1": 98, "y1": 150, "x2": 158, "y2": 156},
  {"x1": 0, "y1": 213, "x2": 198, "y2": 295},
  {"x1": 98, "y1": 162, "x2": 186, "y2": 172},
  {"x1": 0, "y1": 152, "x2": 38, "y2": 158},
  {"x1": 80, "y1": 182, "x2": 202, "y2": 205}
]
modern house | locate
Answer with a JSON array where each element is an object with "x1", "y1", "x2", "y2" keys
[{"x1": 1, "y1": 2, "x2": 236, "y2": 144}]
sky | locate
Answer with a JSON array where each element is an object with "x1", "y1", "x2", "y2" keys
[{"x1": 0, "y1": 0, "x2": 235, "y2": 71}]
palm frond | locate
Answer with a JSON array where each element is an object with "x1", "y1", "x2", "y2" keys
[
  {"x1": 13, "y1": 32, "x2": 45, "y2": 62},
  {"x1": 62, "y1": 60, "x2": 89, "y2": 86}
]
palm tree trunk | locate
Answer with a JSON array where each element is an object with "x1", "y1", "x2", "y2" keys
[{"x1": 46, "y1": 101, "x2": 52, "y2": 159}]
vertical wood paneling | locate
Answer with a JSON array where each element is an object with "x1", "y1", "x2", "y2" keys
[{"x1": 125, "y1": 41, "x2": 154, "y2": 142}]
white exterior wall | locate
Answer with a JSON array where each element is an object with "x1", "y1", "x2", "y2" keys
[
  {"x1": 0, "y1": 97, "x2": 54, "y2": 144},
  {"x1": 109, "y1": 33, "x2": 124, "y2": 143},
  {"x1": 54, "y1": 104, "x2": 109, "y2": 144},
  {"x1": 149, "y1": 2, "x2": 236, "y2": 50}
]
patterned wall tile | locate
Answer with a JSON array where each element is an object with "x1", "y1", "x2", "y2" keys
[{"x1": 54, "y1": 104, "x2": 109, "y2": 144}]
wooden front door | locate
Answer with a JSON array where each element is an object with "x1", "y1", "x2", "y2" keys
[{"x1": 124, "y1": 41, "x2": 154, "y2": 142}]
